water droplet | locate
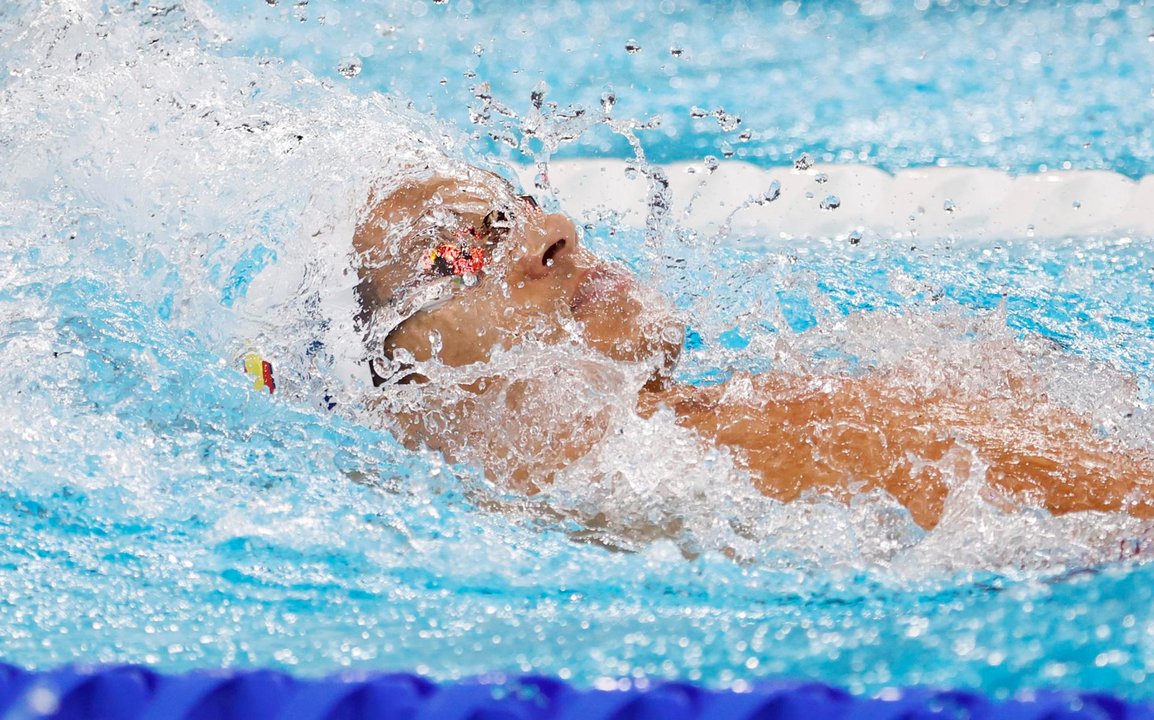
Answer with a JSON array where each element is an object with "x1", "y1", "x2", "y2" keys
[
  {"x1": 714, "y1": 109, "x2": 741, "y2": 132},
  {"x1": 531, "y1": 81, "x2": 547, "y2": 109},
  {"x1": 1148, "y1": 31, "x2": 1154, "y2": 42},
  {"x1": 814, "y1": 172, "x2": 828, "y2": 184},
  {"x1": 670, "y1": 45, "x2": 684, "y2": 57},
  {"x1": 848, "y1": 230, "x2": 862, "y2": 245},
  {"x1": 488, "y1": 132, "x2": 517, "y2": 148},
  {"x1": 794, "y1": 152, "x2": 814, "y2": 171},
  {"x1": 337, "y1": 58, "x2": 362, "y2": 78},
  {"x1": 26, "y1": 687, "x2": 59, "y2": 715},
  {"x1": 473, "y1": 43, "x2": 484, "y2": 56},
  {"x1": 820, "y1": 195, "x2": 841, "y2": 210},
  {"x1": 761, "y1": 180, "x2": 781, "y2": 203},
  {"x1": 625, "y1": 40, "x2": 641, "y2": 54},
  {"x1": 689, "y1": 106, "x2": 708, "y2": 119},
  {"x1": 1073, "y1": 200, "x2": 1082, "y2": 210},
  {"x1": 265, "y1": 0, "x2": 277, "y2": 5},
  {"x1": 703, "y1": 155, "x2": 719, "y2": 173},
  {"x1": 720, "y1": 141, "x2": 734, "y2": 158},
  {"x1": 943, "y1": 199, "x2": 957, "y2": 213},
  {"x1": 433, "y1": 0, "x2": 447, "y2": 4},
  {"x1": 1026, "y1": 224, "x2": 1035, "y2": 237},
  {"x1": 601, "y1": 91, "x2": 616, "y2": 115},
  {"x1": 738, "y1": 130, "x2": 752, "y2": 142}
]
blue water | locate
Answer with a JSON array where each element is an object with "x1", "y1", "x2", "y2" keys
[
  {"x1": 216, "y1": 0, "x2": 1154, "y2": 177},
  {"x1": 3, "y1": 0, "x2": 1154, "y2": 702}
]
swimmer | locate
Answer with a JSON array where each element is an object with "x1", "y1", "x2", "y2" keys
[{"x1": 352, "y1": 165, "x2": 1154, "y2": 530}]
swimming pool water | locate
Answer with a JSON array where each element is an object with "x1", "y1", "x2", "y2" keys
[
  {"x1": 216, "y1": 0, "x2": 1154, "y2": 177},
  {"x1": 3, "y1": 0, "x2": 1154, "y2": 702}
]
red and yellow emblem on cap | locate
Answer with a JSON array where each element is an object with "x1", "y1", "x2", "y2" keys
[{"x1": 243, "y1": 352, "x2": 276, "y2": 394}]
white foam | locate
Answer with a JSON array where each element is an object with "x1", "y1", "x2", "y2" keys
[{"x1": 522, "y1": 160, "x2": 1154, "y2": 240}]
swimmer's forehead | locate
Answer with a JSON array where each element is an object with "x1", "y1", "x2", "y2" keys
[{"x1": 384, "y1": 173, "x2": 521, "y2": 222}]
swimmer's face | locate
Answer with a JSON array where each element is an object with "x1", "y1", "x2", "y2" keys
[{"x1": 354, "y1": 173, "x2": 683, "y2": 389}]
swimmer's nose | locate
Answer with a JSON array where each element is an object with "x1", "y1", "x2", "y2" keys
[{"x1": 513, "y1": 212, "x2": 579, "y2": 280}]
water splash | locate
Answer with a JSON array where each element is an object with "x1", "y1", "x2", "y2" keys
[{"x1": 2, "y1": 0, "x2": 1154, "y2": 699}]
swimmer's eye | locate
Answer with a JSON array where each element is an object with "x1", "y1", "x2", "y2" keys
[
  {"x1": 479, "y1": 195, "x2": 539, "y2": 240},
  {"x1": 480, "y1": 209, "x2": 511, "y2": 236}
]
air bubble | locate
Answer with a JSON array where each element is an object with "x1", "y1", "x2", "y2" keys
[
  {"x1": 625, "y1": 40, "x2": 641, "y2": 54},
  {"x1": 820, "y1": 195, "x2": 840, "y2": 210},
  {"x1": 337, "y1": 58, "x2": 362, "y2": 78},
  {"x1": 943, "y1": 199, "x2": 957, "y2": 213},
  {"x1": 794, "y1": 152, "x2": 814, "y2": 170}
]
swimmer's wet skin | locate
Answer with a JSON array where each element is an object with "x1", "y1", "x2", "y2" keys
[{"x1": 353, "y1": 168, "x2": 1154, "y2": 531}]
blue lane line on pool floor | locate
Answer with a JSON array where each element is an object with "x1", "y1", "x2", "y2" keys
[{"x1": 1, "y1": 664, "x2": 1152, "y2": 720}]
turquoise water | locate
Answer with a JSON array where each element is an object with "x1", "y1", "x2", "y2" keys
[
  {"x1": 3, "y1": 0, "x2": 1154, "y2": 701},
  {"x1": 217, "y1": 0, "x2": 1154, "y2": 177}
]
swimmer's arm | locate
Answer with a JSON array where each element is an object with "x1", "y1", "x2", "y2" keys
[{"x1": 640, "y1": 373, "x2": 1154, "y2": 529}]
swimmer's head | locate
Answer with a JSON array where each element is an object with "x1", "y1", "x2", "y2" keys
[{"x1": 353, "y1": 166, "x2": 683, "y2": 389}]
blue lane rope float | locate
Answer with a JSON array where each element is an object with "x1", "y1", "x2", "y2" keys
[{"x1": 0, "y1": 665, "x2": 1151, "y2": 720}]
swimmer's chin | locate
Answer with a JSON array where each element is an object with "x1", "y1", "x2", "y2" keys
[{"x1": 569, "y1": 267, "x2": 683, "y2": 390}]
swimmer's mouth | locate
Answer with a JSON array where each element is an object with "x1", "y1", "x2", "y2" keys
[{"x1": 569, "y1": 264, "x2": 632, "y2": 313}]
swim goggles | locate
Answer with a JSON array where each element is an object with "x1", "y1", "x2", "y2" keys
[{"x1": 367, "y1": 192, "x2": 541, "y2": 385}]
